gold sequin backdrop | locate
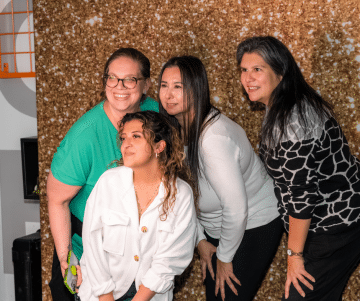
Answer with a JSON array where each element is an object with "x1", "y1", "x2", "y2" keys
[{"x1": 34, "y1": 0, "x2": 360, "y2": 300}]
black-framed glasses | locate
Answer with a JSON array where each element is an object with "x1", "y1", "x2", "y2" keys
[{"x1": 104, "y1": 74, "x2": 146, "y2": 89}]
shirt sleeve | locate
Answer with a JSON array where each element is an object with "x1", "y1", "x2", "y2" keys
[
  {"x1": 196, "y1": 218, "x2": 207, "y2": 246},
  {"x1": 200, "y1": 135, "x2": 248, "y2": 263},
  {"x1": 51, "y1": 127, "x2": 93, "y2": 186},
  {"x1": 276, "y1": 138, "x2": 321, "y2": 219},
  {"x1": 81, "y1": 179, "x2": 116, "y2": 297},
  {"x1": 141, "y1": 183, "x2": 197, "y2": 293}
]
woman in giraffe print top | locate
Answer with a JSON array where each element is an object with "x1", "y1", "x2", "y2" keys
[{"x1": 236, "y1": 36, "x2": 360, "y2": 301}]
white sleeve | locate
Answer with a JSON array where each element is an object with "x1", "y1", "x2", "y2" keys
[
  {"x1": 141, "y1": 184, "x2": 197, "y2": 293},
  {"x1": 81, "y1": 180, "x2": 116, "y2": 297},
  {"x1": 196, "y1": 218, "x2": 207, "y2": 246},
  {"x1": 201, "y1": 135, "x2": 248, "y2": 263}
]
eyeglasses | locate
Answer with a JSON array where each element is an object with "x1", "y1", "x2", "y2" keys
[{"x1": 104, "y1": 74, "x2": 146, "y2": 89}]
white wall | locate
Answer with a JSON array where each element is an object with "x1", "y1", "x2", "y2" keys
[{"x1": 0, "y1": 0, "x2": 38, "y2": 299}]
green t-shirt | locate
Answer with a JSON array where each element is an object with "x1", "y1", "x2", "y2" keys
[{"x1": 51, "y1": 97, "x2": 158, "y2": 258}]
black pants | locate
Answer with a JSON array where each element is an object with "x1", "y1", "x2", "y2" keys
[
  {"x1": 50, "y1": 245, "x2": 135, "y2": 301},
  {"x1": 282, "y1": 223, "x2": 360, "y2": 301},
  {"x1": 49, "y1": 247, "x2": 80, "y2": 301},
  {"x1": 205, "y1": 216, "x2": 283, "y2": 301},
  {"x1": 115, "y1": 282, "x2": 137, "y2": 301}
]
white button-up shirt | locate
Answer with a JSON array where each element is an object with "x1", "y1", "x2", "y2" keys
[{"x1": 78, "y1": 166, "x2": 197, "y2": 301}]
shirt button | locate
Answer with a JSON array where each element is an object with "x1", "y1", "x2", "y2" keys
[
  {"x1": 134, "y1": 255, "x2": 139, "y2": 262},
  {"x1": 141, "y1": 226, "x2": 148, "y2": 233}
]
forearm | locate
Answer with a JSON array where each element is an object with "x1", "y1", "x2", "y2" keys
[
  {"x1": 132, "y1": 284, "x2": 156, "y2": 301},
  {"x1": 288, "y1": 216, "x2": 311, "y2": 253},
  {"x1": 47, "y1": 171, "x2": 81, "y2": 263},
  {"x1": 99, "y1": 292, "x2": 115, "y2": 301},
  {"x1": 48, "y1": 198, "x2": 72, "y2": 262}
]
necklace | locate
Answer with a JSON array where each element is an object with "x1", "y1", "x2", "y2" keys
[{"x1": 134, "y1": 183, "x2": 161, "y2": 219}]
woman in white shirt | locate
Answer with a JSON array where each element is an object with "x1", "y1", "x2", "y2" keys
[
  {"x1": 158, "y1": 56, "x2": 283, "y2": 301},
  {"x1": 78, "y1": 111, "x2": 197, "y2": 301}
]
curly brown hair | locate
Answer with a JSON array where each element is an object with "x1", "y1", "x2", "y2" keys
[{"x1": 117, "y1": 111, "x2": 198, "y2": 220}]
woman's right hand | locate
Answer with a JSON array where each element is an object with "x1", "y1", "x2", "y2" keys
[
  {"x1": 60, "y1": 259, "x2": 68, "y2": 278},
  {"x1": 60, "y1": 259, "x2": 82, "y2": 292},
  {"x1": 197, "y1": 239, "x2": 217, "y2": 282},
  {"x1": 285, "y1": 255, "x2": 315, "y2": 299}
]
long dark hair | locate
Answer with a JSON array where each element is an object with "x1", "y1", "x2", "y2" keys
[
  {"x1": 158, "y1": 56, "x2": 220, "y2": 196},
  {"x1": 236, "y1": 36, "x2": 333, "y2": 148},
  {"x1": 118, "y1": 111, "x2": 198, "y2": 220}
]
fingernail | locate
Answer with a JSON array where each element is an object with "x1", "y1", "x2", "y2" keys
[{"x1": 302, "y1": 293, "x2": 305, "y2": 297}]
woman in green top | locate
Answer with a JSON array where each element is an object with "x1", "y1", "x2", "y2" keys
[{"x1": 47, "y1": 47, "x2": 159, "y2": 301}]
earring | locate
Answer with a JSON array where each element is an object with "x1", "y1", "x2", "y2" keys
[{"x1": 156, "y1": 152, "x2": 158, "y2": 158}]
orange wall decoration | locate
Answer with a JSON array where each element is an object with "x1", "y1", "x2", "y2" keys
[
  {"x1": 0, "y1": 0, "x2": 35, "y2": 78},
  {"x1": 34, "y1": 0, "x2": 360, "y2": 300}
]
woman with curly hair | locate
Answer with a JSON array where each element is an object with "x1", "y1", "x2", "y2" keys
[{"x1": 78, "y1": 111, "x2": 197, "y2": 301}]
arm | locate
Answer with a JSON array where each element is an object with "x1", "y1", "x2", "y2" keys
[
  {"x1": 99, "y1": 292, "x2": 115, "y2": 301},
  {"x1": 274, "y1": 133, "x2": 321, "y2": 298},
  {"x1": 132, "y1": 285, "x2": 156, "y2": 301},
  {"x1": 47, "y1": 170, "x2": 82, "y2": 277},
  {"x1": 200, "y1": 135, "x2": 246, "y2": 299},
  {"x1": 96, "y1": 265, "x2": 158, "y2": 301},
  {"x1": 285, "y1": 216, "x2": 315, "y2": 299},
  {"x1": 200, "y1": 135, "x2": 248, "y2": 262}
]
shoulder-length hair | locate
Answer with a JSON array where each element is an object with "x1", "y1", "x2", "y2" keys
[
  {"x1": 158, "y1": 56, "x2": 220, "y2": 196},
  {"x1": 236, "y1": 36, "x2": 333, "y2": 148},
  {"x1": 118, "y1": 111, "x2": 198, "y2": 220}
]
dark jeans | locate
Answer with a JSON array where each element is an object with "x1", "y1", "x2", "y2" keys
[
  {"x1": 282, "y1": 223, "x2": 360, "y2": 301},
  {"x1": 205, "y1": 216, "x2": 283, "y2": 301}
]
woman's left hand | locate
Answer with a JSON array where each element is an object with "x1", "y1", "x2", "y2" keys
[
  {"x1": 215, "y1": 259, "x2": 241, "y2": 301},
  {"x1": 285, "y1": 256, "x2": 315, "y2": 299}
]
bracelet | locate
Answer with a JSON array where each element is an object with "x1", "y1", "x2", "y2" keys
[{"x1": 287, "y1": 249, "x2": 303, "y2": 257}]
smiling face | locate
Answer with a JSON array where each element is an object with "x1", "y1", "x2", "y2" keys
[
  {"x1": 159, "y1": 66, "x2": 193, "y2": 125},
  {"x1": 120, "y1": 119, "x2": 155, "y2": 170},
  {"x1": 105, "y1": 56, "x2": 150, "y2": 115},
  {"x1": 240, "y1": 52, "x2": 282, "y2": 106}
]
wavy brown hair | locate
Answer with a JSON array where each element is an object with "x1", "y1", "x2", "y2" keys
[{"x1": 117, "y1": 111, "x2": 198, "y2": 220}]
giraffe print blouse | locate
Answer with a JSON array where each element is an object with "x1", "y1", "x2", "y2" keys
[{"x1": 259, "y1": 105, "x2": 360, "y2": 234}]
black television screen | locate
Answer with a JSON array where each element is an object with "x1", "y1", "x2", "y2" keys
[{"x1": 20, "y1": 137, "x2": 39, "y2": 200}]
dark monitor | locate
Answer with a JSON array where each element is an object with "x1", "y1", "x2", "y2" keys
[{"x1": 20, "y1": 137, "x2": 39, "y2": 200}]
